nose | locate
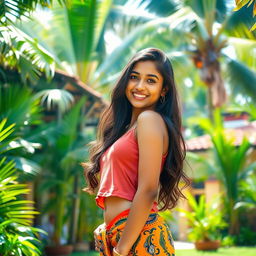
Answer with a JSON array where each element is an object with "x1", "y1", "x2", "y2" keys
[{"x1": 135, "y1": 78, "x2": 146, "y2": 90}]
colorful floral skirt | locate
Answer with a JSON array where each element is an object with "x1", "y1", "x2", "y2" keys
[{"x1": 96, "y1": 208, "x2": 175, "y2": 256}]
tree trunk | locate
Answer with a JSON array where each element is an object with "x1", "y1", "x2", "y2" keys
[
  {"x1": 68, "y1": 174, "x2": 81, "y2": 244},
  {"x1": 229, "y1": 206, "x2": 240, "y2": 235},
  {"x1": 207, "y1": 88, "x2": 214, "y2": 121}
]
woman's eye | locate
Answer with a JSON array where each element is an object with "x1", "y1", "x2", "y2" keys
[
  {"x1": 148, "y1": 79, "x2": 156, "y2": 83},
  {"x1": 130, "y1": 75, "x2": 137, "y2": 80}
]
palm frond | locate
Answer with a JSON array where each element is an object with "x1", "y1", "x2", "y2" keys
[
  {"x1": 228, "y1": 37, "x2": 256, "y2": 71},
  {"x1": 0, "y1": 85, "x2": 43, "y2": 127},
  {"x1": 226, "y1": 3, "x2": 256, "y2": 37},
  {"x1": 225, "y1": 57, "x2": 256, "y2": 101},
  {"x1": 0, "y1": 25, "x2": 55, "y2": 83},
  {"x1": 136, "y1": 0, "x2": 179, "y2": 17},
  {"x1": 33, "y1": 89, "x2": 74, "y2": 114},
  {"x1": 93, "y1": 7, "x2": 196, "y2": 87},
  {"x1": 0, "y1": 0, "x2": 68, "y2": 24},
  {"x1": 184, "y1": 0, "x2": 227, "y2": 22},
  {"x1": 0, "y1": 158, "x2": 44, "y2": 256},
  {"x1": 66, "y1": 0, "x2": 113, "y2": 81},
  {"x1": 233, "y1": 0, "x2": 256, "y2": 31}
]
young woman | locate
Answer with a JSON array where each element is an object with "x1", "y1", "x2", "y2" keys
[{"x1": 83, "y1": 48, "x2": 190, "y2": 256}]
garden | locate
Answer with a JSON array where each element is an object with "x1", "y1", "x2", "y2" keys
[{"x1": 0, "y1": 0, "x2": 256, "y2": 255}]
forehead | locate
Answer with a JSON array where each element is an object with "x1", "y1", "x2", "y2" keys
[{"x1": 132, "y1": 61, "x2": 161, "y2": 76}]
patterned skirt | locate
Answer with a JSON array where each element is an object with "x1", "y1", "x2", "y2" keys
[{"x1": 96, "y1": 208, "x2": 175, "y2": 256}]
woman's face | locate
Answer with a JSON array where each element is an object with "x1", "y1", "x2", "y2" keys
[{"x1": 125, "y1": 61, "x2": 166, "y2": 112}]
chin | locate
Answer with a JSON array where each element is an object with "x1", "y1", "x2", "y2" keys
[
  {"x1": 129, "y1": 101, "x2": 147, "y2": 108},
  {"x1": 131, "y1": 103, "x2": 156, "y2": 111}
]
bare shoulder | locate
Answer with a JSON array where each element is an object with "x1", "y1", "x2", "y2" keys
[{"x1": 137, "y1": 110, "x2": 166, "y2": 132}]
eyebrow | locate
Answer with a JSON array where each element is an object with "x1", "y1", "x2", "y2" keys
[{"x1": 131, "y1": 71, "x2": 159, "y2": 80}]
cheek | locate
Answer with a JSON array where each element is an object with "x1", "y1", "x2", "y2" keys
[
  {"x1": 125, "y1": 83, "x2": 132, "y2": 93},
  {"x1": 125, "y1": 85, "x2": 131, "y2": 97}
]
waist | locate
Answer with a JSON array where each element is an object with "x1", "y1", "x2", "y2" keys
[
  {"x1": 104, "y1": 196, "x2": 133, "y2": 225},
  {"x1": 105, "y1": 208, "x2": 158, "y2": 231},
  {"x1": 103, "y1": 196, "x2": 158, "y2": 226}
]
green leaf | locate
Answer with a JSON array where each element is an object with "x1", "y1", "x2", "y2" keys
[{"x1": 225, "y1": 57, "x2": 256, "y2": 101}]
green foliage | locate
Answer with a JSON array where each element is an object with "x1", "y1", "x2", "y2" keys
[
  {"x1": 33, "y1": 89, "x2": 74, "y2": 115},
  {"x1": 36, "y1": 97, "x2": 89, "y2": 245},
  {"x1": 0, "y1": 119, "x2": 45, "y2": 255},
  {"x1": 0, "y1": 87, "x2": 43, "y2": 178},
  {"x1": 0, "y1": 26, "x2": 55, "y2": 84},
  {"x1": 234, "y1": 0, "x2": 256, "y2": 31},
  {"x1": 221, "y1": 235, "x2": 236, "y2": 247},
  {"x1": 235, "y1": 226, "x2": 256, "y2": 246},
  {"x1": 158, "y1": 210, "x2": 175, "y2": 223},
  {"x1": 77, "y1": 192, "x2": 103, "y2": 242},
  {"x1": 235, "y1": 170, "x2": 256, "y2": 211},
  {"x1": 17, "y1": 0, "x2": 113, "y2": 85},
  {"x1": 177, "y1": 192, "x2": 227, "y2": 242},
  {"x1": 226, "y1": 58, "x2": 256, "y2": 102},
  {"x1": 190, "y1": 109, "x2": 256, "y2": 235},
  {"x1": 226, "y1": 101, "x2": 256, "y2": 121},
  {"x1": 0, "y1": 0, "x2": 69, "y2": 25},
  {"x1": 0, "y1": 85, "x2": 42, "y2": 127}
]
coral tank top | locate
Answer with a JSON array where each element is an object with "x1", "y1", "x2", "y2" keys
[{"x1": 95, "y1": 126, "x2": 168, "y2": 212}]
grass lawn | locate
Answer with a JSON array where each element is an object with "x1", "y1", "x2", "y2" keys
[
  {"x1": 72, "y1": 247, "x2": 256, "y2": 256},
  {"x1": 176, "y1": 247, "x2": 256, "y2": 256}
]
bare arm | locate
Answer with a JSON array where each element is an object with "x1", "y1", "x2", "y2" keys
[{"x1": 115, "y1": 110, "x2": 166, "y2": 255}]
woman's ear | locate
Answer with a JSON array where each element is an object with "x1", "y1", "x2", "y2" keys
[{"x1": 161, "y1": 87, "x2": 168, "y2": 97}]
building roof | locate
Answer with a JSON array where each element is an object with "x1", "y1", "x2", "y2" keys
[{"x1": 186, "y1": 120, "x2": 256, "y2": 152}]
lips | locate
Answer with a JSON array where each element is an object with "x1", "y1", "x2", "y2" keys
[{"x1": 132, "y1": 92, "x2": 148, "y2": 100}]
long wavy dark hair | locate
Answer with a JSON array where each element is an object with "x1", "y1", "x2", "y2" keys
[{"x1": 82, "y1": 48, "x2": 191, "y2": 211}]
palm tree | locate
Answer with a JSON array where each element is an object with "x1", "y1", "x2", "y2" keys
[
  {"x1": 234, "y1": 0, "x2": 256, "y2": 31},
  {"x1": 33, "y1": 98, "x2": 89, "y2": 245},
  {"x1": 14, "y1": 0, "x2": 113, "y2": 86},
  {"x1": 15, "y1": 0, "x2": 193, "y2": 92},
  {"x1": 0, "y1": 119, "x2": 45, "y2": 256},
  {"x1": 0, "y1": 85, "x2": 43, "y2": 176},
  {"x1": 0, "y1": 0, "x2": 69, "y2": 84},
  {"x1": 0, "y1": 0, "x2": 67, "y2": 24},
  {"x1": 196, "y1": 109, "x2": 256, "y2": 235},
  {"x1": 133, "y1": 0, "x2": 256, "y2": 116}
]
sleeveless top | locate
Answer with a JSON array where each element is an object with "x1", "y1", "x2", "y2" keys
[{"x1": 95, "y1": 126, "x2": 168, "y2": 212}]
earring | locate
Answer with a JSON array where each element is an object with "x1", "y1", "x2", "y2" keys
[{"x1": 160, "y1": 95, "x2": 166, "y2": 103}]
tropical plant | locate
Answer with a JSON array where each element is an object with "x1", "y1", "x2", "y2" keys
[
  {"x1": 0, "y1": 0, "x2": 69, "y2": 84},
  {"x1": 235, "y1": 170, "x2": 256, "y2": 211},
  {"x1": 233, "y1": 170, "x2": 256, "y2": 246},
  {"x1": 131, "y1": 0, "x2": 256, "y2": 117},
  {"x1": 15, "y1": 0, "x2": 194, "y2": 93},
  {"x1": 0, "y1": 25, "x2": 56, "y2": 84},
  {"x1": 159, "y1": 209, "x2": 175, "y2": 223},
  {"x1": 234, "y1": 0, "x2": 256, "y2": 31},
  {"x1": 5, "y1": 0, "x2": 255, "y2": 111},
  {"x1": 33, "y1": 88, "x2": 74, "y2": 122},
  {"x1": 35, "y1": 98, "x2": 88, "y2": 246},
  {"x1": 0, "y1": 0, "x2": 67, "y2": 24},
  {"x1": 16, "y1": 0, "x2": 113, "y2": 86},
  {"x1": 0, "y1": 85, "x2": 43, "y2": 177},
  {"x1": 177, "y1": 192, "x2": 227, "y2": 242},
  {"x1": 193, "y1": 109, "x2": 256, "y2": 235},
  {"x1": 0, "y1": 119, "x2": 45, "y2": 256},
  {"x1": 76, "y1": 192, "x2": 103, "y2": 243}
]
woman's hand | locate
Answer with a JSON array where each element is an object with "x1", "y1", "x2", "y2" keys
[
  {"x1": 113, "y1": 247, "x2": 128, "y2": 256},
  {"x1": 93, "y1": 223, "x2": 106, "y2": 252},
  {"x1": 113, "y1": 244, "x2": 130, "y2": 256}
]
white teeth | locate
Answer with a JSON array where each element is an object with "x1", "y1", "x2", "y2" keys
[{"x1": 133, "y1": 93, "x2": 147, "y2": 98}]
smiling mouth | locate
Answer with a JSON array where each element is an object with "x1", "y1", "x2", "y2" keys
[{"x1": 132, "y1": 93, "x2": 148, "y2": 100}]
